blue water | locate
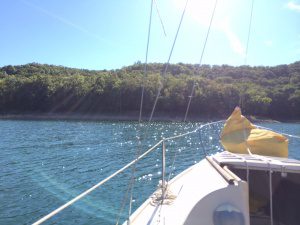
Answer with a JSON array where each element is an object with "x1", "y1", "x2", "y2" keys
[{"x1": 0, "y1": 120, "x2": 299, "y2": 225}]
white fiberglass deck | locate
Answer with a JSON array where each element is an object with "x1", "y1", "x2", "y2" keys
[{"x1": 126, "y1": 158, "x2": 249, "y2": 225}]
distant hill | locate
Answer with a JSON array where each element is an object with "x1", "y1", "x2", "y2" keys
[{"x1": 0, "y1": 61, "x2": 299, "y2": 120}]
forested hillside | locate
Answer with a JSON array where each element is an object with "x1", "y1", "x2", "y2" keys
[{"x1": 0, "y1": 62, "x2": 299, "y2": 119}]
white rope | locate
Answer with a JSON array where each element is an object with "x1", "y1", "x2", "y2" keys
[
  {"x1": 256, "y1": 125, "x2": 300, "y2": 139},
  {"x1": 269, "y1": 166, "x2": 273, "y2": 225},
  {"x1": 150, "y1": 181, "x2": 177, "y2": 206}
]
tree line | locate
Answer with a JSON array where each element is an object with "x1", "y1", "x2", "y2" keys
[{"x1": 0, "y1": 61, "x2": 299, "y2": 119}]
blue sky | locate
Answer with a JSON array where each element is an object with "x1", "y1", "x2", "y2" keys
[{"x1": 0, "y1": 0, "x2": 300, "y2": 70}]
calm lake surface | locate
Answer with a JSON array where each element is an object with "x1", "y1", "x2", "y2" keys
[{"x1": 1, "y1": 120, "x2": 299, "y2": 224}]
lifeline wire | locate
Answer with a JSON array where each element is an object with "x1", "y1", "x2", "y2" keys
[{"x1": 149, "y1": 0, "x2": 190, "y2": 122}]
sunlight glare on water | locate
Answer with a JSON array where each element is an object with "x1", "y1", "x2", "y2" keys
[{"x1": 0, "y1": 120, "x2": 299, "y2": 224}]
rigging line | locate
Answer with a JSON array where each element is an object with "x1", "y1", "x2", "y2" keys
[
  {"x1": 115, "y1": 132, "x2": 144, "y2": 225},
  {"x1": 269, "y1": 167, "x2": 274, "y2": 225},
  {"x1": 127, "y1": 135, "x2": 143, "y2": 224},
  {"x1": 239, "y1": 92, "x2": 243, "y2": 113},
  {"x1": 166, "y1": 121, "x2": 224, "y2": 197},
  {"x1": 256, "y1": 125, "x2": 300, "y2": 139},
  {"x1": 115, "y1": 170, "x2": 134, "y2": 225},
  {"x1": 139, "y1": 0, "x2": 154, "y2": 123},
  {"x1": 183, "y1": 0, "x2": 218, "y2": 122},
  {"x1": 198, "y1": 128, "x2": 207, "y2": 156},
  {"x1": 154, "y1": 0, "x2": 167, "y2": 37},
  {"x1": 166, "y1": 139, "x2": 180, "y2": 184},
  {"x1": 130, "y1": 0, "x2": 157, "y2": 222},
  {"x1": 244, "y1": 0, "x2": 254, "y2": 65},
  {"x1": 239, "y1": 0, "x2": 254, "y2": 112},
  {"x1": 131, "y1": 0, "x2": 156, "y2": 221},
  {"x1": 149, "y1": 0, "x2": 190, "y2": 122}
]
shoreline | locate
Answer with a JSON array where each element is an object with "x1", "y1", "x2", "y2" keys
[
  {"x1": 0, "y1": 113, "x2": 297, "y2": 123},
  {"x1": 0, "y1": 113, "x2": 209, "y2": 122}
]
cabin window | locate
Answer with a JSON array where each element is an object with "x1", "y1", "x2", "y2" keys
[{"x1": 213, "y1": 203, "x2": 245, "y2": 225}]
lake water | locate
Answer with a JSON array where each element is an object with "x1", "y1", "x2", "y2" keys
[{"x1": 0, "y1": 120, "x2": 299, "y2": 225}]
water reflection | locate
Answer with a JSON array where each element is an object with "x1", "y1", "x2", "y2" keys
[{"x1": 0, "y1": 120, "x2": 299, "y2": 224}]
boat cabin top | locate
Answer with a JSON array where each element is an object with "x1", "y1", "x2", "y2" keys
[{"x1": 212, "y1": 151, "x2": 300, "y2": 174}]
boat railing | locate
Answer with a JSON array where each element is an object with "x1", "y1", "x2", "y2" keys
[{"x1": 32, "y1": 120, "x2": 225, "y2": 225}]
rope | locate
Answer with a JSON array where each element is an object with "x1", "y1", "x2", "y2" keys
[
  {"x1": 269, "y1": 166, "x2": 273, "y2": 225},
  {"x1": 166, "y1": 135, "x2": 182, "y2": 185},
  {"x1": 149, "y1": 0, "x2": 190, "y2": 122},
  {"x1": 184, "y1": 0, "x2": 218, "y2": 122},
  {"x1": 239, "y1": 92, "x2": 244, "y2": 114},
  {"x1": 150, "y1": 181, "x2": 177, "y2": 206},
  {"x1": 244, "y1": 0, "x2": 255, "y2": 65},
  {"x1": 153, "y1": 0, "x2": 167, "y2": 37},
  {"x1": 115, "y1": 172, "x2": 133, "y2": 225},
  {"x1": 256, "y1": 125, "x2": 300, "y2": 139},
  {"x1": 239, "y1": 0, "x2": 255, "y2": 112},
  {"x1": 198, "y1": 128, "x2": 207, "y2": 156},
  {"x1": 127, "y1": 136, "x2": 143, "y2": 225},
  {"x1": 139, "y1": 0, "x2": 154, "y2": 123}
]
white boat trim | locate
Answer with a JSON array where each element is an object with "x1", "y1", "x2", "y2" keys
[{"x1": 212, "y1": 151, "x2": 300, "y2": 174}]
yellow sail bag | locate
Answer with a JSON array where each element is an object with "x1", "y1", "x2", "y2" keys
[{"x1": 220, "y1": 107, "x2": 288, "y2": 157}]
